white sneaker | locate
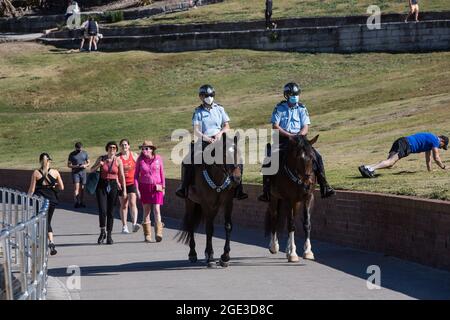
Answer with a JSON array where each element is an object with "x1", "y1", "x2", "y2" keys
[
  {"x1": 132, "y1": 224, "x2": 141, "y2": 233},
  {"x1": 122, "y1": 225, "x2": 130, "y2": 234}
]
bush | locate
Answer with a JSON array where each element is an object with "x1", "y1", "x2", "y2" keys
[{"x1": 105, "y1": 10, "x2": 124, "y2": 23}]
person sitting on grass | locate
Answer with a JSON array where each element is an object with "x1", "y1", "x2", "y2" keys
[{"x1": 359, "y1": 132, "x2": 448, "y2": 178}]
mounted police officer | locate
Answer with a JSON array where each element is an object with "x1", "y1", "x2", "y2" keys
[
  {"x1": 175, "y1": 84, "x2": 248, "y2": 200},
  {"x1": 258, "y1": 82, "x2": 335, "y2": 201}
]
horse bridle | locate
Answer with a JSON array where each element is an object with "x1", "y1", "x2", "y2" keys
[{"x1": 283, "y1": 164, "x2": 312, "y2": 191}]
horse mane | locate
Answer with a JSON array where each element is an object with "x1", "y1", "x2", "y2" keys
[{"x1": 292, "y1": 135, "x2": 314, "y2": 158}]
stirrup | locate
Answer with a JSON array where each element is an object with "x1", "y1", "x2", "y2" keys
[{"x1": 321, "y1": 186, "x2": 336, "y2": 198}]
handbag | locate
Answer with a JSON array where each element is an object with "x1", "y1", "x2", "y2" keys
[{"x1": 86, "y1": 171, "x2": 100, "y2": 195}]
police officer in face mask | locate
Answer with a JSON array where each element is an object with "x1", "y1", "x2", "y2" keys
[
  {"x1": 258, "y1": 82, "x2": 335, "y2": 201},
  {"x1": 176, "y1": 85, "x2": 248, "y2": 200}
]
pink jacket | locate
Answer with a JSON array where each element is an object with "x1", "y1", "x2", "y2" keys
[{"x1": 134, "y1": 154, "x2": 165, "y2": 187}]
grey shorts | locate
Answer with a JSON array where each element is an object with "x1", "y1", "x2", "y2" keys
[{"x1": 72, "y1": 170, "x2": 87, "y2": 185}]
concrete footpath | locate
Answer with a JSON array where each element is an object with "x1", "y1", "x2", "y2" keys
[{"x1": 46, "y1": 207, "x2": 450, "y2": 300}]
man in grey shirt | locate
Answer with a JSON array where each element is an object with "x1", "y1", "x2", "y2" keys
[{"x1": 68, "y1": 142, "x2": 90, "y2": 208}]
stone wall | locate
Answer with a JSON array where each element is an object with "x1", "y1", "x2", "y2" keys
[
  {"x1": 0, "y1": 0, "x2": 223, "y2": 33},
  {"x1": 41, "y1": 17, "x2": 450, "y2": 53},
  {"x1": 1, "y1": 169, "x2": 449, "y2": 271}
]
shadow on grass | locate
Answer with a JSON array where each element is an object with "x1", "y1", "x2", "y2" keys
[{"x1": 392, "y1": 170, "x2": 417, "y2": 175}]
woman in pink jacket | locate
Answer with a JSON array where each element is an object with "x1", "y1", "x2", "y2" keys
[{"x1": 134, "y1": 140, "x2": 165, "y2": 242}]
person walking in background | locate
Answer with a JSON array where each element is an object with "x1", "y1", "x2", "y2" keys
[
  {"x1": 68, "y1": 142, "x2": 90, "y2": 208},
  {"x1": 79, "y1": 18, "x2": 89, "y2": 52},
  {"x1": 90, "y1": 141, "x2": 127, "y2": 245},
  {"x1": 134, "y1": 141, "x2": 165, "y2": 243},
  {"x1": 118, "y1": 139, "x2": 140, "y2": 234},
  {"x1": 359, "y1": 132, "x2": 448, "y2": 178},
  {"x1": 265, "y1": 0, "x2": 273, "y2": 29},
  {"x1": 28, "y1": 153, "x2": 64, "y2": 256},
  {"x1": 405, "y1": 0, "x2": 420, "y2": 23},
  {"x1": 87, "y1": 17, "x2": 99, "y2": 52}
]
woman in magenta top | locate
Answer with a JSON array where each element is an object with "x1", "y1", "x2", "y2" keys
[{"x1": 134, "y1": 140, "x2": 165, "y2": 242}]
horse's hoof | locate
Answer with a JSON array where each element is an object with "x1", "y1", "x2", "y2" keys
[
  {"x1": 189, "y1": 255, "x2": 198, "y2": 263},
  {"x1": 288, "y1": 255, "x2": 300, "y2": 263},
  {"x1": 269, "y1": 246, "x2": 279, "y2": 254},
  {"x1": 303, "y1": 252, "x2": 315, "y2": 260},
  {"x1": 207, "y1": 261, "x2": 217, "y2": 268},
  {"x1": 219, "y1": 259, "x2": 229, "y2": 268}
]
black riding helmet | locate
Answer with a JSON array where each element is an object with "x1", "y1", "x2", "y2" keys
[
  {"x1": 199, "y1": 84, "x2": 215, "y2": 97},
  {"x1": 283, "y1": 82, "x2": 301, "y2": 99}
]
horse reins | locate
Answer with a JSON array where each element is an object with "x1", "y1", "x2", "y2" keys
[{"x1": 283, "y1": 165, "x2": 312, "y2": 191}]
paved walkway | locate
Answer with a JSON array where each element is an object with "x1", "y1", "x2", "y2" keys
[
  {"x1": 0, "y1": 33, "x2": 44, "y2": 43},
  {"x1": 46, "y1": 207, "x2": 450, "y2": 300}
]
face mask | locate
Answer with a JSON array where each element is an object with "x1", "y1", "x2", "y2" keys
[
  {"x1": 288, "y1": 95, "x2": 299, "y2": 104},
  {"x1": 203, "y1": 96, "x2": 214, "y2": 105}
]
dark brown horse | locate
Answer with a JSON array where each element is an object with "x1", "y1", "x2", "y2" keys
[
  {"x1": 265, "y1": 134, "x2": 319, "y2": 262},
  {"x1": 177, "y1": 134, "x2": 242, "y2": 268}
]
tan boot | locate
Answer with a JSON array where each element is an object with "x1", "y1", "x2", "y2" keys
[
  {"x1": 142, "y1": 223, "x2": 152, "y2": 243},
  {"x1": 155, "y1": 222, "x2": 163, "y2": 242}
]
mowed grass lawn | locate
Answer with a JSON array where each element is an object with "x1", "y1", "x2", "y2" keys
[
  {"x1": 0, "y1": 43, "x2": 449, "y2": 200},
  {"x1": 109, "y1": 0, "x2": 450, "y2": 26}
]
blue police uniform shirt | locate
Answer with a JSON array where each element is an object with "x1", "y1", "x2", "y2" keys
[
  {"x1": 270, "y1": 101, "x2": 311, "y2": 134},
  {"x1": 406, "y1": 132, "x2": 440, "y2": 153},
  {"x1": 192, "y1": 103, "x2": 230, "y2": 137}
]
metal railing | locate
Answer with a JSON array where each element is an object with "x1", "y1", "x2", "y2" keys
[{"x1": 0, "y1": 188, "x2": 49, "y2": 300}]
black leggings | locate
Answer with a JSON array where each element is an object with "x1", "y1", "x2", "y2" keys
[
  {"x1": 96, "y1": 179, "x2": 119, "y2": 232},
  {"x1": 47, "y1": 204, "x2": 56, "y2": 233},
  {"x1": 265, "y1": 10, "x2": 272, "y2": 28}
]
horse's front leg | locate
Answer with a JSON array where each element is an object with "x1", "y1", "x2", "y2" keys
[
  {"x1": 205, "y1": 216, "x2": 215, "y2": 268},
  {"x1": 303, "y1": 195, "x2": 315, "y2": 260},
  {"x1": 268, "y1": 199, "x2": 279, "y2": 254},
  {"x1": 286, "y1": 202, "x2": 301, "y2": 262},
  {"x1": 220, "y1": 200, "x2": 233, "y2": 267}
]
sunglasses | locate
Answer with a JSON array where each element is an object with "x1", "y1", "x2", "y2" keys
[
  {"x1": 202, "y1": 93, "x2": 215, "y2": 98},
  {"x1": 108, "y1": 146, "x2": 117, "y2": 150},
  {"x1": 141, "y1": 147, "x2": 153, "y2": 151}
]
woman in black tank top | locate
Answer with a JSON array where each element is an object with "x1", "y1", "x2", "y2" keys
[{"x1": 28, "y1": 153, "x2": 65, "y2": 256}]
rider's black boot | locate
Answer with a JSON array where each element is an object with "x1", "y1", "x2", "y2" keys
[
  {"x1": 258, "y1": 175, "x2": 271, "y2": 202},
  {"x1": 234, "y1": 182, "x2": 248, "y2": 200},
  {"x1": 316, "y1": 170, "x2": 336, "y2": 198}
]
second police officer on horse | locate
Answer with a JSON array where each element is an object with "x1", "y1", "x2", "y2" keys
[{"x1": 258, "y1": 82, "x2": 336, "y2": 201}]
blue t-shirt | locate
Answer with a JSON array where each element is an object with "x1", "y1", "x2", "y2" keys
[{"x1": 406, "y1": 133, "x2": 440, "y2": 153}]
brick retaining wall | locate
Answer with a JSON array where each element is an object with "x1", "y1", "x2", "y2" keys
[{"x1": 1, "y1": 169, "x2": 449, "y2": 271}]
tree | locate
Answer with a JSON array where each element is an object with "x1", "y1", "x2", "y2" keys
[{"x1": 0, "y1": 0, "x2": 18, "y2": 17}]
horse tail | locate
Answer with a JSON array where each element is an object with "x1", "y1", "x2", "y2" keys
[{"x1": 176, "y1": 201, "x2": 203, "y2": 245}]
